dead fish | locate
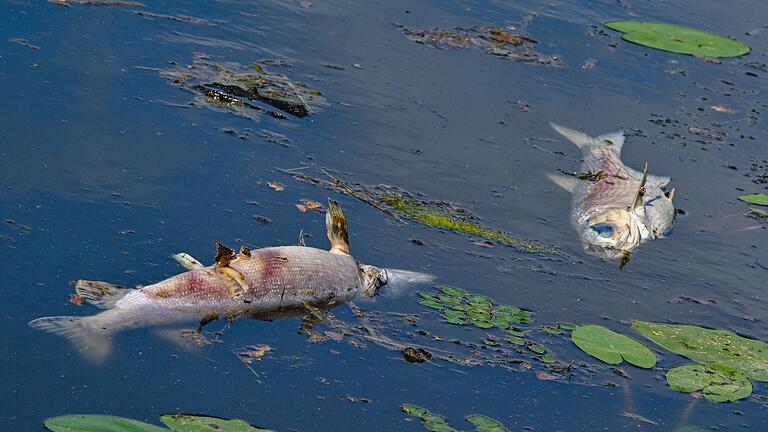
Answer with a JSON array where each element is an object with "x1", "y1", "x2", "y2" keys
[
  {"x1": 29, "y1": 200, "x2": 429, "y2": 362},
  {"x1": 548, "y1": 124, "x2": 676, "y2": 265}
]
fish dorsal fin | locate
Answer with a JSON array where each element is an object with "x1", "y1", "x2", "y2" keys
[
  {"x1": 551, "y1": 123, "x2": 625, "y2": 154},
  {"x1": 214, "y1": 241, "x2": 236, "y2": 267},
  {"x1": 326, "y1": 199, "x2": 350, "y2": 255},
  {"x1": 630, "y1": 162, "x2": 649, "y2": 210},
  {"x1": 546, "y1": 172, "x2": 580, "y2": 193},
  {"x1": 75, "y1": 280, "x2": 132, "y2": 309},
  {"x1": 620, "y1": 252, "x2": 631, "y2": 269}
]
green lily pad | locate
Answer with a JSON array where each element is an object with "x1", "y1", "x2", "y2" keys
[
  {"x1": 497, "y1": 305, "x2": 521, "y2": 314},
  {"x1": 632, "y1": 321, "x2": 768, "y2": 380},
  {"x1": 506, "y1": 329, "x2": 526, "y2": 337},
  {"x1": 541, "y1": 326, "x2": 564, "y2": 335},
  {"x1": 738, "y1": 194, "x2": 768, "y2": 206},
  {"x1": 526, "y1": 342, "x2": 547, "y2": 354},
  {"x1": 506, "y1": 335, "x2": 525, "y2": 346},
  {"x1": 471, "y1": 319, "x2": 495, "y2": 329},
  {"x1": 401, "y1": 404, "x2": 457, "y2": 432},
  {"x1": 666, "y1": 364, "x2": 753, "y2": 403},
  {"x1": 45, "y1": 415, "x2": 167, "y2": 432},
  {"x1": 571, "y1": 325, "x2": 656, "y2": 368},
  {"x1": 161, "y1": 415, "x2": 272, "y2": 431},
  {"x1": 420, "y1": 299, "x2": 444, "y2": 310},
  {"x1": 441, "y1": 285, "x2": 468, "y2": 297},
  {"x1": 559, "y1": 322, "x2": 578, "y2": 331},
  {"x1": 483, "y1": 338, "x2": 499, "y2": 346},
  {"x1": 540, "y1": 353, "x2": 556, "y2": 364},
  {"x1": 465, "y1": 414, "x2": 508, "y2": 432},
  {"x1": 443, "y1": 309, "x2": 468, "y2": 325},
  {"x1": 605, "y1": 21, "x2": 750, "y2": 58}
]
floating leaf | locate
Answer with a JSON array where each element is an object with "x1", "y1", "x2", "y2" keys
[
  {"x1": 420, "y1": 299, "x2": 444, "y2": 310},
  {"x1": 506, "y1": 335, "x2": 525, "y2": 346},
  {"x1": 559, "y1": 322, "x2": 578, "y2": 331},
  {"x1": 605, "y1": 21, "x2": 750, "y2": 58},
  {"x1": 471, "y1": 319, "x2": 495, "y2": 329},
  {"x1": 540, "y1": 353, "x2": 556, "y2": 364},
  {"x1": 632, "y1": 321, "x2": 768, "y2": 380},
  {"x1": 497, "y1": 305, "x2": 521, "y2": 314},
  {"x1": 441, "y1": 285, "x2": 468, "y2": 297},
  {"x1": 571, "y1": 325, "x2": 656, "y2": 368},
  {"x1": 738, "y1": 194, "x2": 768, "y2": 206},
  {"x1": 443, "y1": 309, "x2": 468, "y2": 325},
  {"x1": 541, "y1": 326, "x2": 563, "y2": 335},
  {"x1": 465, "y1": 414, "x2": 508, "y2": 432},
  {"x1": 526, "y1": 342, "x2": 546, "y2": 354},
  {"x1": 483, "y1": 339, "x2": 499, "y2": 347},
  {"x1": 666, "y1": 364, "x2": 752, "y2": 403},
  {"x1": 401, "y1": 404, "x2": 457, "y2": 432},
  {"x1": 45, "y1": 415, "x2": 166, "y2": 432},
  {"x1": 161, "y1": 414, "x2": 273, "y2": 431}
]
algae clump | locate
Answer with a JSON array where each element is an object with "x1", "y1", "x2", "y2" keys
[{"x1": 381, "y1": 193, "x2": 561, "y2": 256}]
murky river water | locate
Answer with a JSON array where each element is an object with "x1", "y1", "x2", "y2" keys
[{"x1": 1, "y1": 0, "x2": 767, "y2": 430}]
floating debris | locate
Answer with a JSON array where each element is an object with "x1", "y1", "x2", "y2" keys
[
  {"x1": 9, "y1": 38, "x2": 40, "y2": 50},
  {"x1": 402, "y1": 404, "x2": 509, "y2": 432},
  {"x1": 135, "y1": 11, "x2": 214, "y2": 25},
  {"x1": 397, "y1": 24, "x2": 560, "y2": 66},
  {"x1": 160, "y1": 53, "x2": 325, "y2": 120},
  {"x1": 280, "y1": 168, "x2": 568, "y2": 258},
  {"x1": 48, "y1": 0, "x2": 145, "y2": 6}
]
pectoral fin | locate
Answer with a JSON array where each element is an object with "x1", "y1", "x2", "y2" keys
[{"x1": 546, "y1": 172, "x2": 579, "y2": 193}]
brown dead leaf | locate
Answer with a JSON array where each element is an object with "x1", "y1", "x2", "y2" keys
[
  {"x1": 295, "y1": 203, "x2": 308, "y2": 213},
  {"x1": 710, "y1": 105, "x2": 730, "y2": 113},
  {"x1": 236, "y1": 344, "x2": 272, "y2": 363},
  {"x1": 69, "y1": 294, "x2": 85, "y2": 305},
  {"x1": 302, "y1": 199, "x2": 324, "y2": 211},
  {"x1": 267, "y1": 181, "x2": 284, "y2": 192},
  {"x1": 535, "y1": 371, "x2": 558, "y2": 381}
]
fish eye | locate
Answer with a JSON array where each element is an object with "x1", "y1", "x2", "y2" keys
[{"x1": 590, "y1": 223, "x2": 615, "y2": 237}]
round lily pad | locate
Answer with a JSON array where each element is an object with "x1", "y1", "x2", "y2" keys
[
  {"x1": 738, "y1": 194, "x2": 768, "y2": 206},
  {"x1": 571, "y1": 325, "x2": 656, "y2": 368},
  {"x1": 465, "y1": 414, "x2": 508, "y2": 432},
  {"x1": 666, "y1": 364, "x2": 752, "y2": 403},
  {"x1": 45, "y1": 415, "x2": 166, "y2": 432},
  {"x1": 605, "y1": 20, "x2": 750, "y2": 58},
  {"x1": 632, "y1": 321, "x2": 768, "y2": 381}
]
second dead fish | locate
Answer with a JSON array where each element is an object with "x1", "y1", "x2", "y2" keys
[{"x1": 548, "y1": 124, "x2": 676, "y2": 265}]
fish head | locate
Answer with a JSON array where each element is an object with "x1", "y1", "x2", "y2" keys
[
  {"x1": 581, "y1": 208, "x2": 643, "y2": 259},
  {"x1": 643, "y1": 190, "x2": 676, "y2": 237},
  {"x1": 358, "y1": 264, "x2": 389, "y2": 297}
]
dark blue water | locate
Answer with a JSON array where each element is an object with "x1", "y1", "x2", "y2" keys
[{"x1": 1, "y1": 0, "x2": 767, "y2": 430}]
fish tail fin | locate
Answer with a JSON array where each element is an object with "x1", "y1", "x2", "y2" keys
[
  {"x1": 75, "y1": 279, "x2": 132, "y2": 309},
  {"x1": 546, "y1": 172, "x2": 579, "y2": 193},
  {"x1": 550, "y1": 123, "x2": 625, "y2": 154},
  {"x1": 28, "y1": 315, "x2": 112, "y2": 363},
  {"x1": 326, "y1": 199, "x2": 350, "y2": 255}
]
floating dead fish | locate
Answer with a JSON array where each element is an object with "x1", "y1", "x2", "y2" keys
[
  {"x1": 29, "y1": 200, "x2": 430, "y2": 362},
  {"x1": 548, "y1": 124, "x2": 676, "y2": 265}
]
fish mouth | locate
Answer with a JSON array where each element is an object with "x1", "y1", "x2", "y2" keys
[{"x1": 581, "y1": 208, "x2": 644, "y2": 260}]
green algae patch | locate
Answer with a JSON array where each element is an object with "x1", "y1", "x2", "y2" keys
[{"x1": 381, "y1": 193, "x2": 562, "y2": 256}]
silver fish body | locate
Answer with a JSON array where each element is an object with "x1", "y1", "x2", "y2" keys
[
  {"x1": 550, "y1": 124, "x2": 676, "y2": 261},
  {"x1": 29, "y1": 245, "x2": 366, "y2": 362},
  {"x1": 26, "y1": 199, "x2": 432, "y2": 362}
]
